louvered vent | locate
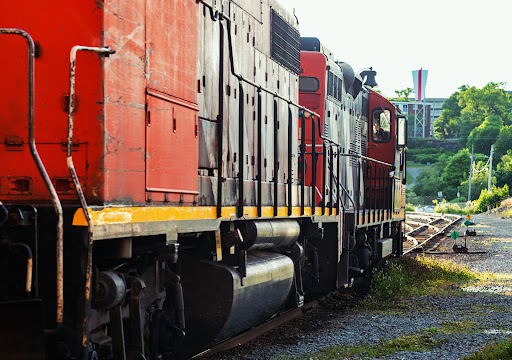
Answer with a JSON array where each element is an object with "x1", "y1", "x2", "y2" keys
[
  {"x1": 349, "y1": 111, "x2": 361, "y2": 166},
  {"x1": 271, "y1": 9, "x2": 300, "y2": 74},
  {"x1": 361, "y1": 96, "x2": 369, "y2": 156},
  {"x1": 324, "y1": 122, "x2": 329, "y2": 139}
]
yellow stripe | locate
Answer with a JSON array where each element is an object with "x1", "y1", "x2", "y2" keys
[{"x1": 72, "y1": 206, "x2": 337, "y2": 226}]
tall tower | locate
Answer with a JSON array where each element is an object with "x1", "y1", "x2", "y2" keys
[{"x1": 412, "y1": 69, "x2": 428, "y2": 137}]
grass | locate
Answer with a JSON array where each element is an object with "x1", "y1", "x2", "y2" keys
[
  {"x1": 462, "y1": 337, "x2": 512, "y2": 359},
  {"x1": 501, "y1": 207, "x2": 512, "y2": 218},
  {"x1": 425, "y1": 320, "x2": 479, "y2": 334},
  {"x1": 279, "y1": 334, "x2": 442, "y2": 360},
  {"x1": 405, "y1": 203, "x2": 416, "y2": 212},
  {"x1": 359, "y1": 256, "x2": 476, "y2": 310},
  {"x1": 434, "y1": 201, "x2": 476, "y2": 215},
  {"x1": 279, "y1": 257, "x2": 511, "y2": 360}
]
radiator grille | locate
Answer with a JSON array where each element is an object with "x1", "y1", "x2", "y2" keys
[{"x1": 271, "y1": 9, "x2": 300, "y2": 74}]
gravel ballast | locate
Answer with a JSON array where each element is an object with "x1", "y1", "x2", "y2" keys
[{"x1": 203, "y1": 213, "x2": 512, "y2": 360}]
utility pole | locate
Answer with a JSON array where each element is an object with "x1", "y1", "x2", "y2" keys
[
  {"x1": 488, "y1": 145, "x2": 493, "y2": 192},
  {"x1": 468, "y1": 145, "x2": 474, "y2": 202},
  {"x1": 487, "y1": 144, "x2": 494, "y2": 212}
]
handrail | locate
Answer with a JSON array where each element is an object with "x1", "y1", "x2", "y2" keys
[
  {"x1": 67, "y1": 45, "x2": 115, "y2": 350},
  {"x1": 0, "y1": 28, "x2": 64, "y2": 326},
  {"x1": 197, "y1": 0, "x2": 394, "y2": 227},
  {"x1": 197, "y1": 0, "x2": 320, "y2": 117},
  {"x1": 0, "y1": 200, "x2": 7, "y2": 227},
  {"x1": 320, "y1": 134, "x2": 394, "y2": 169},
  {"x1": 197, "y1": 0, "x2": 322, "y2": 218}
]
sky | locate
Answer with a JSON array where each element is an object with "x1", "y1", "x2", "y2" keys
[{"x1": 278, "y1": 0, "x2": 512, "y2": 99}]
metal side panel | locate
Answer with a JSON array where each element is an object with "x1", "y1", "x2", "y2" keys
[{"x1": 378, "y1": 238, "x2": 393, "y2": 258}]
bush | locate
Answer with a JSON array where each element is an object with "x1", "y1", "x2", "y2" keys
[
  {"x1": 405, "y1": 204, "x2": 415, "y2": 211},
  {"x1": 463, "y1": 336, "x2": 512, "y2": 359},
  {"x1": 434, "y1": 199, "x2": 476, "y2": 215},
  {"x1": 475, "y1": 185, "x2": 509, "y2": 213},
  {"x1": 364, "y1": 256, "x2": 475, "y2": 306},
  {"x1": 406, "y1": 147, "x2": 454, "y2": 164}
]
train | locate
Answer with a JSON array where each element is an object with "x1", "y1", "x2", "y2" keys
[{"x1": 0, "y1": 0, "x2": 407, "y2": 359}]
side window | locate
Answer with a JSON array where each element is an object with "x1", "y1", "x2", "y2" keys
[
  {"x1": 371, "y1": 109, "x2": 391, "y2": 143},
  {"x1": 299, "y1": 76, "x2": 320, "y2": 92}
]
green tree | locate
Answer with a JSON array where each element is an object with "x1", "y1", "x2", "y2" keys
[
  {"x1": 475, "y1": 184, "x2": 509, "y2": 213},
  {"x1": 459, "y1": 168, "x2": 496, "y2": 201},
  {"x1": 494, "y1": 125, "x2": 512, "y2": 161},
  {"x1": 433, "y1": 87, "x2": 465, "y2": 139},
  {"x1": 458, "y1": 83, "x2": 512, "y2": 141},
  {"x1": 393, "y1": 87, "x2": 414, "y2": 102},
  {"x1": 466, "y1": 115, "x2": 503, "y2": 155},
  {"x1": 439, "y1": 149, "x2": 471, "y2": 198},
  {"x1": 496, "y1": 150, "x2": 512, "y2": 188},
  {"x1": 412, "y1": 154, "x2": 450, "y2": 197}
]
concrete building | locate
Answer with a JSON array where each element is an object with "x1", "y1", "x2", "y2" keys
[{"x1": 390, "y1": 98, "x2": 446, "y2": 138}]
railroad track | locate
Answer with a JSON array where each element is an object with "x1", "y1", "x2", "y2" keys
[{"x1": 404, "y1": 212, "x2": 462, "y2": 254}]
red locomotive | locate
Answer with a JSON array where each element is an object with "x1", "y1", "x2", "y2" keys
[{"x1": 0, "y1": 0, "x2": 407, "y2": 359}]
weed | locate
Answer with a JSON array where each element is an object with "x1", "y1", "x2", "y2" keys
[
  {"x1": 287, "y1": 334, "x2": 443, "y2": 359},
  {"x1": 405, "y1": 203, "x2": 416, "y2": 212},
  {"x1": 360, "y1": 256, "x2": 476, "y2": 309},
  {"x1": 462, "y1": 336, "x2": 512, "y2": 359},
  {"x1": 438, "y1": 320, "x2": 478, "y2": 334}
]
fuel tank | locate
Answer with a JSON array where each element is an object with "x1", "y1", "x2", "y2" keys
[
  {"x1": 240, "y1": 219, "x2": 301, "y2": 250},
  {"x1": 181, "y1": 251, "x2": 294, "y2": 354}
]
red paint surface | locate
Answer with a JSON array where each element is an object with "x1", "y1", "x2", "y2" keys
[
  {"x1": 0, "y1": 1, "x2": 103, "y2": 203},
  {"x1": 367, "y1": 90, "x2": 397, "y2": 206},
  {"x1": 1, "y1": 0, "x2": 200, "y2": 206},
  {"x1": 418, "y1": 70, "x2": 422, "y2": 101},
  {"x1": 298, "y1": 52, "x2": 327, "y2": 205}
]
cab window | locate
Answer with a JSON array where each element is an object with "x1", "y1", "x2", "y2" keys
[
  {"x1": 299, "y1": 76, "x2": 320, "y2": 92},
  {"x1": 371, "y1": 109, "x2": 391, "y2": 143}
]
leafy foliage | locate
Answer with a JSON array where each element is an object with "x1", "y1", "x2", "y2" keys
[
  {"x1": 467, "y1": 115, "x2": 503, "y2": 155},
  {"x1": 407, "y1": 147, "x2": 454, "y2": 164},
  {"x1": 434, "y1": 87, "x2": 465, "y2": 139},
  {"x1": 497, "y1": 150, "x2": 512, "y2": 188},
  {"x1": 433, "y1": 83, "x2": 512, "y2": 141},
  {"x1": 363, "y1": 256, "x2": 475, "y2": 307},
  {"x1": 440, "y1": 149, "x2": 471, "y2": 198},
  {"x1": 393, "y1": 87, "x2": 414, "y2": 102},
  {"x1": 463, "y1": 336, "x2": 512, "y2": 360},
  {"x1": 434, "y1": 200, "x2": 475, "y2": 215},
  {"x1": 409, "y1": 83, "x2": 512, "y2": 203},
  {"x1": 459, "y1": 166, "x2": 496, "y2": 201},
  {"x1": 475, "y1": 184, "x2": 509, "y2": 213},
  {"x1": 458, "y1": 83, "x2": 512, "y2": 143},
  {"x1": 494, "y1": 125, "x2": 512, "y2": 163}
]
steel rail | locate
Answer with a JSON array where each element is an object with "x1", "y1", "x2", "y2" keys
[{"x1": 403, "y1": 213, "x2": 462, "y2": 255}]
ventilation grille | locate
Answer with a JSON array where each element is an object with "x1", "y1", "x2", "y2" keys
[
  {"x1": 271, "y1": 9, "x2": 300, "y2": 74},
  {"x1": 361, "y1": 96, "x2": 369, "y2": 156},
  {"x1": 349, "y1": 112, "x2": 361, "y2": 166}
]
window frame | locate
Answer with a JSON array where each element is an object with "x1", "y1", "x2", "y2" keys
[
  {"x1": 299, "y1": 76, "x2": 320, "y2": 93},
  {"x1": 371, "y1": 108, "x2": 392, "y2": 143}
]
